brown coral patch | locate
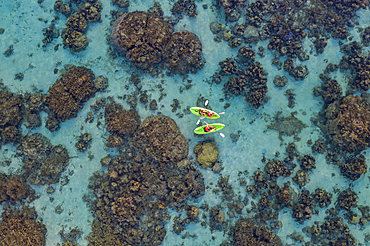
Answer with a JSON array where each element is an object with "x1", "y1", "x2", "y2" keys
[
  {"x1": 111, "y1": 11, "x2": 173, "y2": 69},
  {"x1": 105, "y1": 101, "x2": 141, "y2": 138},
  {"x1": 111, "y1": 196, "x2": 140, "y2": 222},
  {"x1": 0, "y1": 217, "x2": 47, "y2": 246},
  {"x1": 46, "y1": 66, "x2": 97, "y2": 122},
  {"x1": 133, "y1": 115, "x2": 188, "y2": 163},
  {"x1": 164, "y1": 30, "x2": 205, "y2": 74},
  {"x1": 329, "y1": 95, "x2": 370, "y2": 153}
]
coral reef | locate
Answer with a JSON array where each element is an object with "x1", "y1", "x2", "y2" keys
[
  {"x1": 0, "y1": 90, "x2": 24, "y2": 145},
  {"x1": 111, "y1": 10, "x2": 205, "y2": 74},
  {"x1": 232, "y1": 218, "x2": 282, "y2": 246},
  {"x1": 236, "y1": 46, "x2": 255, "y2": 64},
  {"x1": 219, "y1": 0, "x2": 246, "y2": 22},
  {"x1": 164, "y1": 30, "x2": 205, "y2": 74},
  {"x1": 326, "y1": 95, "x2": 370, "y2": 154},
  {"x1": 75, "y1": 133, "x2": 92, "y2": 152},
  {"x1": 340, "y1": 155, "x2": 367, "y2": 181},
  {"x1": 314, "y1": 188, "x2": 332, "y2": 208},
  {"x1": 0, "y1": 214, "x2": 47, "y2": 246},
  {"x1": 66, "y1": 14, "x2": 88, "y2": 32},
  {"x1": 46, "y1": 66, "x2": 106, "y2": 123},
  {"x1": 87, "y1": 150, "x2": 204, "y2": 245},
  {"x1": 61, "y1": 28, "x2": 89, "y2": 52},
  {"x1": 320, "y1": 79, "x2": 342, "y2": 104},
  {"x1": 78, "y1": 2, "x2": 101, "y2": 22},
  {"x1": 132, "y1": 115, "x2": 188, "y2": 163},
  {"x1": 337, "y1": 189, "x2": 358, "y2": 211},
  {"x1": 304, "y1": 216, "x2": 357, "y2": 245},
  {"x1": 264, "y1": 159, "x2": 292, "y2": 179},
  {"x1": 193, "y1": 141, "x2": 219, "y2": 169},
  {"x1": 19, "y1": 133, "x2": 70, "y2": 185},
  {"x1": 219, "y1": 58, "x2": 238, "y2": 76},
  {"x1": 104, "y1": 100, "x2": 140, "y2": 138},
  {"x1": 224, "y1": 75, "x2": 248, "y2": 96},
  {"x1": 0, "y1": 174, "x2": 34, "y2": 204},
  {"x1": 171, "y1": 0, "x2": 197, "y2": 18},
  {"x1": 111, "y1": 11, "x2": 173, "y2": 69},
  {"x1": 244, "y1": 62, "x2": 268, "y2": 108},
  {"x1": 273, "y1": 75, "x2": 288, "y2": 88},
  {"x1": 292, "y1": 170, "x2": 309, "y2": 186},
  {"x1": 299, "y1": 154, "x2": 316, "y2": 172},
  {"x1": 111, "y1": 195, "x2": 140, "y2": 222},
  {"x1": 267, "y1": 112, "x2": 307, "y2": 139}
]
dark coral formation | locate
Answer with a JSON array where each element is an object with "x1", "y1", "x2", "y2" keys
[
  {"x1": 0, "y1": 89, "x2": 24, "y2": 145},
  {"x1": 0, "y1": 174, "x2": 34, "y2": 204},
  {"x1": 361, "y1": 26, "x2": 370, "y2": 46},
  {"x1": 219, "y1": 58, "x2": 238, "y2": 76},
  {"x1": 292, "y1": 170, "x2": 309, "y2": 186},
  {"x1": 111, "y1": 10, "x2": 205, "y2": 74},
  {"x1": 314, "y1": 188, "x2": 332, "y2": 208},
  {"x1": 78, "y1": 2, "x2": 102, "y2": 22},
  {"x1": 222, "y1": 60, "x2": 268, "y2": 108},
  {"x1": 164, "y1": 30, "x2": 205, "y2": 75},
  {"x1": 46, "y1": 66, "x2": 106, "y2": 123},
  {"x1": 244, "y1": 62, "x2": 268, "y2": 108},
  {"x1": 54, "y1": 0, "x2": 71, "y2": 16},
  {"x1": 193, "y1": 141, "x2": 219, "y2": 169},
  {"x1": 339, "y1": 41, "x2": 370, "y2": 92},
  {"x1": 111, "y1": 195, "x2": 141, "y2": 222},
  {"x1": 87, "y1": 152, "x2": 204, "y2": 245},
  {"x1": 0, "y1": 214, "x2": 47, "y2": 246},
  {"x1": 299, "y1": 155, "x2": 316, "y2": 172},
  {"x1": 264, "y1": 159, "x2": 291, "y2": 179},
  {"x1": 75, "y1": 133, "x2": 92, "y2": 152},
  {"x1": 273, "y1": 75, "x2": 288, "y2": 88},
  {"x1": 171, "y1": 0, "x2": 197, "y2": 18},
  {"x1": 337, "y1": 189, "x2": 358, "y2": 211},
  {"x1": 325, "y1": 95, "x2": 370, "y2": 154},
  {"x1": 232, "y1": 218, "x2": 282, "y2": 246},
  {"x1": 292, "y1": 190, "x2": 314, "y2": 222},
  {"x1": 219, "y1": 0, "x2": 246, "y2": 22},
  {"x1": 236, "y1": 46, "x2": 255, "y2": 64},
  {"x1": 132, "y1": 115, "x2": 188, "y2": 164},
  {"x1": 104, "y1": 100, "x2": 140, "y2": 138},
  {"x1": 66, "y1": 14, "x2": 88, "y2": 32},
  {"x1": 111, "y1": 11, "x2": 173, "y2": 69},
  {"x1": 340, "y1": 155, "x2": 367, "y2": 181},
  {"x1": 304, "y1": 216, "x2": 357, "y2": 245},
  {"x1": 60, "y1": 0, "x2": 102, "y2": 52},
  {"x1": 61, "y1": 27, "x2": 89, "y2": 52},
  {"x1": 19, "y1": 133, "x2": 70, "y2": 185},
  {"x1": 320, "y1": 79, "x2": 342, "y2": 104},
  {"x1": 224, "y1": 75, "x2": 247, "y2": 96}
]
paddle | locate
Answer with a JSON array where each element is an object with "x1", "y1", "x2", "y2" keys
[{"x1": 196, "y1": 99, "x2": 209, "y2": 125}]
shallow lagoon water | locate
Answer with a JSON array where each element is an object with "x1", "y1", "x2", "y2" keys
[{"x1": 1, "y1": 0, "x2": 370, "y2": 245}]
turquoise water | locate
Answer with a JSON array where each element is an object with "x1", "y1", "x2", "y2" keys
[{"x1": 1, "y1": 0, "x2": 370, "y2": 245}]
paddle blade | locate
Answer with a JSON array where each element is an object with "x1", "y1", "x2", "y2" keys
[
  {"x1": 219, "y1": 112, "x2": 225, "y2": 115},
  {"x1": 204, "y1": 99, "x2": 209, "y2": 107},
  {"x1": 219, "y1": 132, "x2": 225, "y2": 137},
  {"x1": 196, "y1": 118, "x2": 201, "y2": 125}
]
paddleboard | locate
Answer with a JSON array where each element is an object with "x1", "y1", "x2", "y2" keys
[
  {"x1": 194, "y1": 123, "x2": 225, "y2": 135},
  {"x1": 190, "y1": 107, "x2": 220, "y2": 119}
]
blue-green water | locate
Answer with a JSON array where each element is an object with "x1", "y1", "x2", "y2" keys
[{"x1": 1, "y1": 0, "x2": 370, "y2": 245}]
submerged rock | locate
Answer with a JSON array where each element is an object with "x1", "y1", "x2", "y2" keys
[{"x1": 193, "y1": 141, "x2": 219, "y2": 169}]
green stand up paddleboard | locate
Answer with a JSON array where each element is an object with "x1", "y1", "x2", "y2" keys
[
  {"x1": 194, "y1": 123, "x2": 225, "y2": 135},
  {"x1": 190, "y1": 107, "x2": 220, "y2": 119}
]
